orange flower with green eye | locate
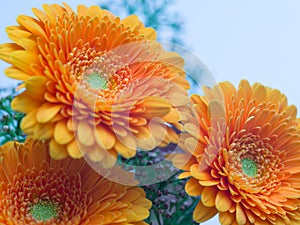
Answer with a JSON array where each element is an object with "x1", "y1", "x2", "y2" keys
[
  {"x1": 173, "y1": 80, "x2": 300, "y2": 224},
  {"x1": 0, "y1": 3, "x2": 189, "y2": 167},
  {"x1": 0, "y1": 138, "x2": 152, "y2": 224}
]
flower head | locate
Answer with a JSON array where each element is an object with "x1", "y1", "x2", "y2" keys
[
  {"x1": 173, "y1": 80, "x2": 300, "y2": 224},
  {"x1": 0, "y1": 3, "x2": 189, "y2": 166},
  {"x1": 0, "y1": 138, "x2": 151, "y2": 224}
]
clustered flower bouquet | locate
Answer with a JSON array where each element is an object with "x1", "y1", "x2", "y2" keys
[{"x1": 0, "y1": 3, "x2": 299, "y2": 225}]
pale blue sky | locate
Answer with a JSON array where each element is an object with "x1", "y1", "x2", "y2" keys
[{"x1": 1, "y1": 1, "x2": 300, "y2": 224}]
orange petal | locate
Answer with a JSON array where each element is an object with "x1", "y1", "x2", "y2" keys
[
  {"x1": 54, "y1": 120, "x2": 74, "y2": 145},
  {"x1": 36, "y1": 103, "x2": 62, "y2": 123},
  {"x1": 33, "y1": 122, "x2": 54, "y2": 140},
  {"x1": 137, "y1": 96, "x2": 171, "y2": 119},
  {"x1": 4, "y1": 66, "x2": 31, "y2": 80},
  {"x1": 114, "y1": 140, "x2": 136, "y2": 158},
  {"x1": 121, "y1": 15, "x2": 142, "y2": 30},
  {"x1": 190, "y1": 164, "x2": 213, "y2": 180},
  {"x1": 252, "y1": 83, "x2": 267, "y2": 104},
  {"x1": 77, "y1": 121, "x2": 95, "y2": 147},
  {"x1": 236, "y1": 203, "x2": 247, "y2": 225},
  {"x1": 20, "y1": 109, "x2": 38, "y2": 133},
  {"x1": 16, "y1": 15, "x2": 48, "y2": 40},
  {"x1": 172, "y1": 154, "x2": 195, "y2": 170},
  {"x1": 142, "y1": 27, "x2": 156, "y2": 40},
  {"x1": 6, "y1": 26, "x2": 32, "y2": 43},
  {"x1": 94, "y1": 125, "x2": 116, "y2": 150},
  {"x1": 0, "y1": 43, "x2": 22, "y2": 63},
  {"x1": 178, "y1": 171, "x2": 191, "y2": 179},
  {"x1": 49, "y1": 139, "x2": 68, "y2": 159},
  {"x1": 161, "y1": 107, "x2": 180, "y2": 123},
  {"x1": 219, "y1": 212, "x2": 235, "y2": 225},
  {"x1": 67, "y1": 140, "x2": 83, "y2": 159},
  {"x1": 86, "y1": 5, "x2": 103, "y2": 19},
  {"x1": 12, "y1": 92, "x2": 42, "y2": 113},
  {"x1": 185, "y1": 178, "x2": 203, "y2": 196},
  {"x1": 129, "y1": 205, "x2": 150, "y2": 221},
  {"x1": 193, "y1": 200, "x2": 218, "y2": 223},
  {"x1": 208, "y1": 100, "x2": 225, "y2": 121},
  {"x1": 215, "y1": 190, "x2": 233, "y2": 212},
  {"x1": 11, "y1": 50, "x2": 40, "y2": 73},
  {"x1": 201, "y1": 186, "x2": 218, "y2": 207},
  {"x1": 184, "y1": 123, "x2": 200, "y2": 139},
  {"x1": 25, "y1": 76, "x2": 47, "y2": 100}
]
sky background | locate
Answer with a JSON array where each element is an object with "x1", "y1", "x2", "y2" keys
[{"x1": 1, "y1": 1, "x2": 300, "y2": 224}]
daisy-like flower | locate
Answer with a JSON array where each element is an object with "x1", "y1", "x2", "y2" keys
[
  {"x1": 0, "y1": 3, "x2": 189, "y2": 166},
  {"x1": 0, "y1": 138, "x2": 152, "y2": 224},
  {"x1": 173, "y1": 80, "x2": 300, "y2": 224}
]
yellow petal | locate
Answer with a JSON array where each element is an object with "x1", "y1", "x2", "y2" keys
[
  {"x1": 129, "y1": 205, "x2": 149, "y2": 221},
  {"x1": 77, "y1": 121, "x2": 95, "y2": 147},
  {"x1": 11, "y1": 50, "x2": 40, "y2": 73},
  {"x1": 208, "y1": 100, "x2": 225, "y2": 121},
  {"x1": 115, "y1": 140, "x2": 136, "y2": 158},
  {"x1": 190, "y1": 164, "x2": 212, "y2": 180},
  {"x1": 236, "y1": 203, "x2": 247, "y2": 225},
  {"x1": 18, "y1": 38, "x2": 38, "y2": 52},
  {"x1": 6, "y1": 26, "x2": 32, "y2": 43},
  {"x1": 16, "y1": 15, "x2": 48, "y2": 40},
  {"x1": 178, "y1": 171, "x2": 191, "y2": 179},
  {"x1": 94, "y1": 125, "x2": 116, "y2": 149},
  {"x1": 101, "y1": 150, "x2": 117, "y2": 168},
  {"x1": 184, "y1": 123, "x2": 199, "y2": 138},
  {"x1": 201, "y1": 186, "x2": 218, "y2": 207},
  {"x1": 32, "y1": 7, "x2": 48, "y2": 24},
  {"x1": 77, "y1": 4, "x2": 88, "y2": 17},
  {"x1": 285, "y1": 105, "x2": 297, "y2": 118},
  {"x1": 25, "y1": 76, "x2": 47, "y2": 100},
  {"x1": 0, "y1": 43, "x2": 22, "y2": 63},
  {"x1": 252, "y1": 83, "x2": 267, "y2": 104},
  {"x1": 184, "y1": 137, "x2": 199, "y2": 154},
  {"x1": 138, "y1": 96, "x2": 171, "y2": 119},
  {"x1": 49, "y1": 139, "x2": 68, "y2": 159},
  {"x1": 4, "y1": 66, "x2": 31, "y2": 80},
  {"x1": 36, "y1": 103, "x2": 62, "y2": 123},
  {"x1": 162, "y1": 107, "x2": 180, "y2": 123},
  {"x1": 215, "y1": 190, "x2": 232, "y2": 212},
  {"x1": 54, "y1": 120, "x2": 74, "y2": 145},
  {"x1": 121, "y1": 15, "x2": 142, "y2": 30},
  {"x1": 86, "y1": 5, "x2": 103, "y2": 18},
  {"x1": 219, "y1": 212, "x2": 235, "y2": 225},
  {"x1": 12, "y1": 92, "x2": 42, "y2": 113},
  {"x1": 87, "y1": 146, "x2": 107, "y2": 162},
  {"x1": 193, "y1": 200, "x2": 218, "y2": 223},
  {"x1": 67, "y1": 140, "x2": 83, "y2": 159},
  {"x1": 20, "y1": 109, "x2": 38, "y2": 133},
  {"x1": 122, "y1": 189, "x2": 141, "y2": 202},
  {"x1": 118, "y1": 134, "x2": 137, "y2": 150},
  {"x1": 33, "y1": 122, "x2": 54, "y2": 140},
  {"x1": 142, "y1": 27, "x2": 156, "y2": 40},
  {"x1": 172, "y1": 153, "x2": 195, "y2": 170},
  {"x1": 159, "y1": 52, "x2": 184, "y2": 68},
  {"x1": 185, "y1": 178, "x2": 203, "y2": 196}
]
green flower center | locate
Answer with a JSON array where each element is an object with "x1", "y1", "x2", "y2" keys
[
  {"x1": 241, "y1": 158, "x2": 257, "y2": 177},
  {"x1": 30, "y1": 200, "x2": 58, "y2": 222},
  {"x1": 86, "y1": 72, "x2": 108, "y2": 89}
]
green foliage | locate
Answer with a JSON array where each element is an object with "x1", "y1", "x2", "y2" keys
[
  {"x1": 0, "y1": 89, "x2": 26, "y2": 145},
  {"x1": 119, "y1": 145, "x2": 198, "y2": 225}
]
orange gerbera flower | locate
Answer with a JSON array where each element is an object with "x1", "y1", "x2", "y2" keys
[
  {"x1": 0, "y1": 3, "x2": 189, "y2": 166},
  {"x1": 173, "y1": 80, "x2": 300, "y2": 224},
  {"x1": 0, "y1": 138, "x2": 152, "y2": 224}
]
